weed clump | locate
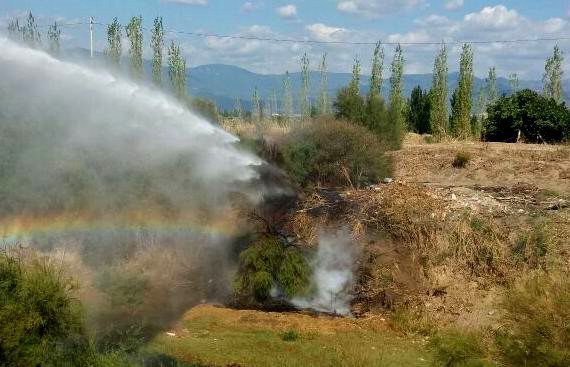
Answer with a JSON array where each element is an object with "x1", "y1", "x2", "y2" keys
[
  {"x1": 452, "y1": 151, "x2": 471, "y2": 168},
  {"x1": 495, "y1": 270, "x2": 570, "y2": 367},
  {"x1": 429, "y1": 330, "x2": 493, "y2": 367}
]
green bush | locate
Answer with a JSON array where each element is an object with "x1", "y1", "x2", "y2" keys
[
  {"x1": 484, "y1": 89, "x2": 570, "y2": 143},
  {"x1": 0, "y1": 251, "x2": 93, "y2": 366},
  {"x1": 282, "y1": 117, "x2": 392, "y2": 188},
  {"x1": 280, "y1": 330, "x2": 299, "y2": 342},
  {"x1": 452, "y1": 151, "x2": 471, "y2": 168},
  {"x1": 235, "y1": 236, "x2": 310, "y2": 303},
  {"x1": 430, "y1": 330, "x2": 493, "y2": 367},
  {"x1": 495, "y1": 270, "x2": 570, "y2": 367}
]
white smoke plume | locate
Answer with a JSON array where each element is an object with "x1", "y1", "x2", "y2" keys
[{"x1": 293, "y1": 228, "x2": 356, "y2": 315}]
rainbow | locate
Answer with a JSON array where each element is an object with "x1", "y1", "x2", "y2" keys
[{"x1": 0, "y1": 210, "x2": 241, "y2": 243}]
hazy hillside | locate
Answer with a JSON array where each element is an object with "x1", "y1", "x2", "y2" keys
[{"x1": 64, "y1": 48, "x2": 569, "y2": 111}]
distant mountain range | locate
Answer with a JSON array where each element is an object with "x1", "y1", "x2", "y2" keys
[{"x1": 64, "y1": 48, "x2": 569, "y2": 112}]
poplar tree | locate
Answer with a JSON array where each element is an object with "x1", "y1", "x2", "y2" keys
[
  {"x1": 508, "y1": 73, "x2": 519, "y2": 94},
  {"x1": 486, "y1": 67, "x2": 498, "y2": 104},
  {"x1": 151, "y1": 17, "x2": 164, "y2": 86},
  {"x1": 168, "y1": 41, "x2": 187, "y2": 100},
  {"x1": 106, "y1": 18, "x2": 122, "y2": 66},
  {"x1": 349, "y1": 56, "x2": 361, "y2": 96},
  {"x1": 126, "y1": 16, "x2": 144, "y2": 79},
  {"x1": 23, "y1": 12, "x2": 41, "y2": 47},
  {"x1": 270, "y1": 89, "x2": 278, "y2": 117},
  {"x1": 451, "y1": 44, "x2": 474, "y2": 139},
  {"x1": 543, "y1": 45, "x2": 564, "y2": 103},
  {"x1": 234, "y1": 98, "x2": 243, "y2": 119},
  {"x1": 283, "y1": 71, "x2": 293, "y2": 122},
  {"x1": 47, "y1": 22, "x2": 61, "y2": 56},
  {"x1": 388, "y1": 44, "x2": 405, "y2": 149},
  {"x1": 429, "y1": 43, "x2": 449, "y2": 139},
  {"x1": 300, "y1": 53, "x2": 311, "y2": 120},
  {"x1": 251, "y1": 87, "x2": 262, "y2": 124},
  {"x1": 7, "y1": 19, "x2": 22, "y2": 40},
  {"x1": 369, "y1": 41, "x2": 384, "y2": 99},
  {"x1": 318, "y1": 53, "x2": 330, "y2": 115}
]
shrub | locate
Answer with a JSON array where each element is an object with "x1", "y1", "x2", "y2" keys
[
  {"x1": 430, "y1": 330, "x2": 493, "y2": 367},
  {"x1": 495, "y1": 270, "x2": 570, "y2": 367},
  {"x1": 484, "y1": 89, "x2": 570, "y2": 144},
  {"x1": 282, "y1": 117, "x2": 392, "y2": 188},
  {"x1": 452, "y1": 151, "x2": 471, "y2": 168},
  {"x1": 0, "y1": 250, "x2": 93, "y2": 366},
  {"x1": 280, "y1": 330, "x2": 299, "y2": 342},
  {"x1": 235, "y1": 236, "x2": 310, "y2": 304}
]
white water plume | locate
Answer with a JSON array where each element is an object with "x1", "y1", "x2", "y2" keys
[
  {"x1": 293, "y1": 228, "x2": 356, "y2": 316},
  {"x1": 0, "y1": 37, "x2": 262, "y2": 213}
]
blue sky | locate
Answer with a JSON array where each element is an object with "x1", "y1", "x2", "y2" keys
[{"x1": 1, "y1": 0, "x2": 569, "y2": 78}]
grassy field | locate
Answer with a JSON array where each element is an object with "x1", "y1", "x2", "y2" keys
[{"x1": 146, "y1": 305, "x2": 433, "y2": 367}]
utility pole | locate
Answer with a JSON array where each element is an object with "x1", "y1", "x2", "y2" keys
[{"x1": 89, "y1": 17, "x2": 94, "y2": 58}]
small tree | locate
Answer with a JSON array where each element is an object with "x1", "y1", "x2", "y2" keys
[
  {"x1": 300, "y1": 53, "x2": 311, "y2": 120},
  {"x1": 429, "y1": 43, "x2": 449, "y2": 139},
  {"x1": 7, "y1": 19, "x2": 23, "y2": 40},
  {"x1": 168, "y1": 41, "x2": 187, "y2": 100},
  {"x1": 369, "y1": 41, "x2": 384, "y2": 100},
  {"x1": 335, "y1": 57, "x2": 365, "y2": 124},
  {"x1": 47, "y1": 22, "x2": 61, "y2": 56},
  {"x1": 407, "y1": 86, "x2": 431, "y2": 134},
  {"x1": 106, "y1": 18, "x2": 122, "y2": 66},
  {"x1": 318, "y1": 53, "x2": 330, "y2": 115},
  {"x1": 486, "y1": 67, "x2": 498, "y2": 104},
  {"x1": 388, "y1": 44, "x2": 405, "y2": 149},
  {"x1": 22, "y1": 12, "x2": 41, "y2": 47},
  {"x1": 151, "y1": 17, "x2": 164, "y2": 86},
  {"x1": 251, "y1": 86, "x2": 262, "y2": 124},
  {"x1": 233, "y1": 97, "x2": 243, "y2": 119},
  {"x1": 509, "y1": 73, "x2": 519, "y2": 94},
  {"x1": 282, "y1": 71, "x2": 294, "y2": 122},
  {"x1": 543, "y1": 45, "x2": 565, "y2": 103},
  {"x1": 126, "y1": 16, "x2": 144, "y2": 79}
]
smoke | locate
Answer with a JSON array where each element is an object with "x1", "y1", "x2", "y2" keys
[
  {"x1": 293, "y1": 228, "x2": 356, "y2": 316},
  {"x1": 0, "y1": 36, "x2": 268, "y2": 341}
]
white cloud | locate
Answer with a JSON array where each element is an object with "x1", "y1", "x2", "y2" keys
[
  {"x1": 277, "y1": 4, "x2": 298, "y2": 19},
  {"x1": 161, "y1": 0, "x2": 208, "y2": 5},
  {"x1": 337, "y1": 0, "x2": 424, "y2": 18},
  {"x1": 306, "y1": 23, "x2": 349, "y2": 42},
  {"x1": 463, "y1": 5, "x2": 522, "y2": 30},
  {"x1": 445, "y1": 0, "x2": 463, "y2": 11},
  {"x1": 241, "y1": 2, "x2": 254, "y2": 13}
]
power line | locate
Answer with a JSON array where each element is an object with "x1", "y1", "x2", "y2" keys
[{"x1": 29, "y1": 20, "x2": 570, "y2": 46}]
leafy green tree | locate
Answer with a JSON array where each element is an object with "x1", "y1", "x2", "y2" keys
[
  {"x1": 235, "y1": 236, "x2": 310, "y2": 303},
  {"x1": 388, "y1": 44, "x2": 406, "y2": 149},
  {"x1": 233, "y1": 97, "x2": 243, "y2": 118},
  {"x1": 47, "y1": 22, "x2": 61, "y2": 55},
  {"x1": 407, "y1": 86, "x2": 431, "y2": 134},
  {"x1": 543, "y1": 45, "x2": 565, "y2": 103},
  {"x1": 282, "y1": 71, "x2": 294, "y2": 121},
  {"x1": 509, "y1": 73, "x2": 520, "y2": 94},
  {"x1": 484, "y1": 89, "x2": 569, "y2": 143},
  {"x1": 106, "y1": 18, "x2": 122, "y2": 66},
  {"x1": 349, "y1": 56, "x2": 361, "y2": 96},
  {"x1": 22, "y1": 12, "x2": 41, "y2": 47},
  {"x1": 151, "y1": 17, "x2": 164, "y2": 86},
  {"x1": 168, "y1": 41, "x2": 187, "y2": 100},
  {"x1": 486, "y1": 66, "x2": 498, "y2": 104},
  {"x1": 335, "y1": 57, "x2": 365, "y2": 124},
  {"x1": 300, "y1": 53, "x2": 311, "y2": 120},
  {"x1": 126, "y1": 16, "x2": 144, "y2": 79},
  {"x1": 369, "y1": 41, "x2": 384, "y2": 100},
  {"x1": 451, "y1": 44, "x2": 474, "y2": 139},
  {"x1": 429, "y1": 43, "x2": 449, "y2": 139},
  {"x1": 318, "y1": 53, "x2": 330, "y2": 115}
]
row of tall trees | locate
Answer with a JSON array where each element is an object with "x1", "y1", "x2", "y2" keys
[{"x1": 408, "y1": 44, "x2": 565, "y2": 141}]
